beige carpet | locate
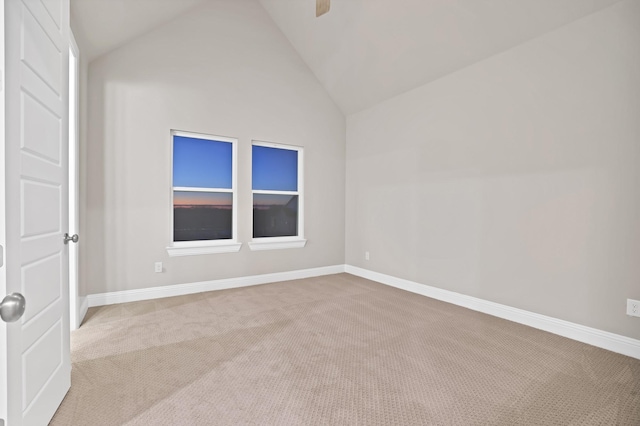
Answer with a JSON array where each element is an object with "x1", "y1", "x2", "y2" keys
[{"x1": 51, "y1": 273, "x2": 640, "y2": 425}]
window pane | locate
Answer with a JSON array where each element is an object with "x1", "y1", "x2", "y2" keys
[
  {"x1": 174, "y1": 191, "x2": 232, "y2": 241},
  {"x1": 174, "y1": 136, "x2": 232, "y2": 188},
  {"x1": 253, "y1": 194, "x2": 298, "y2": 238},
  {"x1": 252, "y1": 145, "x2": 298, "y2": 191}
]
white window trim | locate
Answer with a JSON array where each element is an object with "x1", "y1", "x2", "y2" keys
[
  {"x1": 167, "y1": 241, "x2": 242, "y2": 257},
  {"x1": 167, "y1": 130, "x2": 241, "y2": 256},
  {"x1": 249, "y1": 140, "x2": 305, "y2": 251},
  {"x1": 248, "y1": 237, "x2": 307, "y2": 251}
]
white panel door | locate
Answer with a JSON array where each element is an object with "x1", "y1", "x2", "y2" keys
[{"x1": 1, "y1": 0, "x2": 71, "y2": 425}]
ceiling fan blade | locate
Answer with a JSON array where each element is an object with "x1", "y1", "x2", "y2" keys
[{"x1": 316, "y1": 0, "x2": 330, "y2": 17}]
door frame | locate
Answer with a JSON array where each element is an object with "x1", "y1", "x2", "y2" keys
[
  {"x1": 0, "y1": 0, "x2": 8, "y2": 423},
  {"x1": 69, "y1": 30, "x2": 80, "y2": 331}
]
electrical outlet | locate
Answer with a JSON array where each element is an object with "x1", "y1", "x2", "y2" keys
[
  {"x1": 154, "y1": 262, "x2": 163, "y2": 273},
  {"x1": 627, "y1": 299, "x2": 640, "y2": 317},
  {"x1": 365, "y1": 251, "x2": 370, "y2": 261}
]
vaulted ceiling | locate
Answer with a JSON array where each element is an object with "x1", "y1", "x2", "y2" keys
[
  {"x1": 71, "y1": 0, "x2": 210, "y2": 61},
  {"x1": 71, "y1": 0, "x2": 622, "y2": 115}
]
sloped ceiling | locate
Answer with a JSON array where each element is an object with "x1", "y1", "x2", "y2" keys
[
  {"x1": 258, "y1": 0, "x2": 622, "y2": 114},
  {"x1": 71, "y1": 0, "x2": 210, "y2": 61},
  {"x1": 71, "y1": 0, "x2": 622, "y2": 114}
]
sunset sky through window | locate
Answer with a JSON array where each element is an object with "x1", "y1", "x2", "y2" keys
[
  {"x1": 173, "y1": 136, "x2": 299, "y2": 207},
  {"x1": 173, "y1": 135, "x2": 232, "y2": 207}
]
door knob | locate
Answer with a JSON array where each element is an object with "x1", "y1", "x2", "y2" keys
[
  {"x1": 64, "y1": 233, "x2": 79, "y2": 244},
  {"x1": 0, "y1": 293, "x2": 26, "y2": 323}
]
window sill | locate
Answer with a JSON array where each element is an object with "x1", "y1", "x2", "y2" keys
[
  {"x1": 248, "y1": 238, "x2": 307, "y2": 251},
  {"x1": 166, "y1": 242, "x2": 242, "y2": 257}
]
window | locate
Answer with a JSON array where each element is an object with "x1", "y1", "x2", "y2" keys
[
  {"x1": 249, "y1": 141, "x2": 306, "y2": 251},
  {"x1": 167, "y1": 131, "x2": 241, "y2": 256}
]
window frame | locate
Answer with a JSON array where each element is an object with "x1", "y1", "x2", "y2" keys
[
  {"x1": 166, "y1": 130, "x2": 241, "y2": 256},
  {"x1": 249, "y1": 140, "x2": 306, "y2": 251}
]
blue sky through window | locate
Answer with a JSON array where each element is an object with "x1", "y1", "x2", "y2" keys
[
  {"x1": 173, "y1": 136, "x2": 232, "y2": 188},
  {"x1": 252, "y1": 145, "x2": 298, "y2": 191}
]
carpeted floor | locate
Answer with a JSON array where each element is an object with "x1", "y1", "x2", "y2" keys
[{"x1": 50, "y1": 273, "x2": 640, "y2": 425}]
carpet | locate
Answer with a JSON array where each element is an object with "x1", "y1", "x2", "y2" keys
[{"x1": 50, "y1": 273, "x2": 640, "y2": 425}]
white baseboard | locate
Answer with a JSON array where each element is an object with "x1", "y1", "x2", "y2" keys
[
  {"x1": 345, "y1": 265, "x2": 640, "y2": 360},
  {"x1": 87, "y1": 265, "x2": 346, "y2": 308},
  {"x1": 78, "y1": 296, "x2": 89, "y2": 326},
  {"x1": 85, "y1": 263, "x2": 639, "y2": 360}
]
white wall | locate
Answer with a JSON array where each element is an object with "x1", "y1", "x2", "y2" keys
[
  {"x1": 85, "y1": 0, "x2": 345, "y2": 295},
  {"x1": 346, "y1": 0, "x2": 640, "y2": 340}
]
